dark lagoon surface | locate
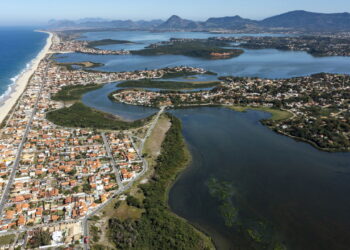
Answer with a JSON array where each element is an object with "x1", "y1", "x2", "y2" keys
[
  {"x1": 75, "y1": 31, "x2": 350, "y2": 249},
  {"x1": 169, "y1": 108, "x2": 350, "y2": 250},
  {"x1": 83, "y1": 83, "x2": 350, "y2": 250}
]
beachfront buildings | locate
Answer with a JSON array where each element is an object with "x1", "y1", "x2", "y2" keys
[
  {"x1": 0, "y1": 50, "x2": 145, "y2": 248},
  {"x1": 0, "y1": 32, "x2": 210, "y2": 247}
]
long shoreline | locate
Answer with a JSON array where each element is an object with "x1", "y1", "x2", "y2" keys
[{"x1": 0, "y1": 30, "x2": 53, "y2": 125}]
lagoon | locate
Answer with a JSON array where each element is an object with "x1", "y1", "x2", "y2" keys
[
  {"x1": 56, "y1": 48, "x2": 350, "y2": 79},
  {"x1": 75, "y1": 30, "x2": 350, "y2": 249},
  {"x1": 83, "y1": 83, "x2": 350, "y2": 249}
]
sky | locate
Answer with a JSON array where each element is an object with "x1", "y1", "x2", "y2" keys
[{"x1": 0, "y1": 0, "x2": 349, "y2": 25}]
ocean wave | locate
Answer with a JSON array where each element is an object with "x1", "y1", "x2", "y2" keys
[{"x1": 0, "y1": 56, "x2": 36, "y2": 105}]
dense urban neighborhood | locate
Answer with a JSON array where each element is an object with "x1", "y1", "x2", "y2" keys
[{"x1": 0, "y1": 33, "x2": 212, "y2": 249}]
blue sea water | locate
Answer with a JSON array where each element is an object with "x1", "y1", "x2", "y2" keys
[{"x1": 0, "y1": 27, "x2": 48, "y2": 102}]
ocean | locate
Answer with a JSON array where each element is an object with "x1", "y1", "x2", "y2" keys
[{"x1": 0, "y1": 27, "x2": 47, "y2": 104}]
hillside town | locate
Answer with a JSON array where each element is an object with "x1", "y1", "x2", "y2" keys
[{"x1": 111, "y1": 73, "x2": 350, "y2": 151}]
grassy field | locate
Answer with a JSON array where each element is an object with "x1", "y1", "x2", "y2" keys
[
  {"x1": 228, "y1": 105, "x2": 293, "y2": 121},
  {"x1": 0, "y1": 234, "x2": 15, "y2": 246},
  {"x1": 143, "y1": 114, "x2": 171, "y2": 168},
  {"x1": 89, "y1": 198, "x2": 145, "y2": 250},
  {"x1": 105, "y1": 200, "x2": 143, "y2": 222}
]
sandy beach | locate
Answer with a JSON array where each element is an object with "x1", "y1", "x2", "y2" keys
[{"x1": 0, "y1": 30, "x2": 53, "y2": 125}]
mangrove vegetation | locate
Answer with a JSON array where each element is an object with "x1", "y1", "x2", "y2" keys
[{"x1": 108, "y1": 114, "x2": 214, "y2": 249}]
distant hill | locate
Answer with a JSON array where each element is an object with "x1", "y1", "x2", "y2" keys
[
  {"x1": 48, "y1": 11, "x2": 350, "y2": 32},
  {"x1": 203, "y1": 15, "x2": 258, "y2": 29},
  {"x1": 157, "y1": 15, "x2": 201, "y2": 30},
  {"x1": 48, "y1": 19, "x2": 163, "y2": 30},
  {"x1": 261, "y1": 10, "x2": 350, "y2": 31}
]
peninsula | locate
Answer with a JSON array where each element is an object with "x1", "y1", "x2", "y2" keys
[{"x1": 110, "y1": 73, "x2": 350, "y2": 152}]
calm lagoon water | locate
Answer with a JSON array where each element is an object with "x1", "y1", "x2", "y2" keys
[
  {"x1": 78, "y1": 31, "x2": 288, "y2": 51},
  {"x1": 169, "y1": 107, "x2": 350, "y2": 250},
  {"x1": 83, "y1": 83, "x2": 350, "y2": 250},
  {"x1": 56, "y1": 48, "x2": 350, "y2": 79},
  {"x1": 82, "y1": 82, "x2": 158, "y2": 121},
  {"x1": 76, "y1": 31, "x2": 350, "y2": 250}
]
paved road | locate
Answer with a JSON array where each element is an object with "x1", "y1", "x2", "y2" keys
[
  {"x1": 101, "y1": 132, "x2": 124, "y2": 188},
  {"x1": 0, "y1": 57, "x2": 50, "y2": 216},
  {"x1": 82, "y1": 106, "x2": 165, "y2": 250},
  {"x1": 0, "y1": 90, "x2": 165, "y2": 249}
]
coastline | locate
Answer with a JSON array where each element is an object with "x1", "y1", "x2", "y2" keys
[{"x1": 0, "y1": 30, "x2": 53, "y2": 125}]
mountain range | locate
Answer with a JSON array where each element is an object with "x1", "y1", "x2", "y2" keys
[{"x1": 48, "y1": 10, "x2": 350, "y2": 32}]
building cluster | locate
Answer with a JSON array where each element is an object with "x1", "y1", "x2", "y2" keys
[
  {"x1": 50, "y1": 38, "x2": 130, "y2": 55},
  {"x1": 111, "y1": 73, "x2": 350, "y2": 151},
  {"x1": 0, "y1": 38, "x2": 171, "y2": 247},
  {"x1": 212, "y1": 35, "x2": 350, "y2": 56},
  {"x1": 49, "y1": 62, "x2": 207, "y2": 88},
  {"x1": 105, "y1": 132, "x2": 143, "y2": 182},
  {"x1": 147, "y1": 38, "x2": 198, "y2": 48},
  {"x1": 0, "y1": 32, "x2": 209, "y2": 247},
  {"x1": 0, "y1": 56, "x2": 147, "y2": 228}
]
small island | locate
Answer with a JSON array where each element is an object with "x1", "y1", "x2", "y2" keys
[
  {"x1": 87, "y1": 39, "x2": 136, "y2": 48},
  {"x1": 132, "y1": 39, "x2": 244, "y2": 59},
  {"x1": 117, "y1": 79, "x2": 221, "y2": 90}
]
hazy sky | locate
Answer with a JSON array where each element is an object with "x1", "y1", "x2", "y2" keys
[{"x1": 0, "y1": 0, "x2": 349, "y2": 25}]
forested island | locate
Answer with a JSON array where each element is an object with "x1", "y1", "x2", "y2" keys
[
  {"x1": 87, "y1": 39, "x2": 136, "y2": 48},
  {"x1": 132, "y1": 39, "x2": 244, "y2": 59},
  {"x1": 117, "y1": 79, "x2": 221, "y2": 89}
]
